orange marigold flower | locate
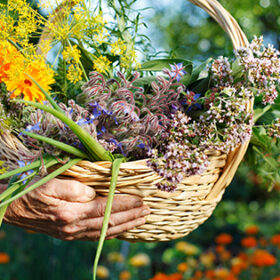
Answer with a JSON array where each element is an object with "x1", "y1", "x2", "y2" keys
[
  {"x1": 0, "y1": 41, "x2": 22, "y2": 83},
  {"x1": 215, "y1": 267, "x2": 230, "y2": 278},
  {"x1": 220, "y1": 250, "x2": 232, "y2": 261},
  {"x1": 194, "y1": 270, "x2": 203, "y2": 278},
  {"x1": 4, "y1": 57, "x2": 55, "y2": 103},
  {"x1": 241, "y1": 236, "x2": 257, "y2": 248},
  {"x1": 168, "y1": 273, "x2": 183, "y2": 280},
  {"x1": 230, "y1": 257, "x2": 248, "y2": 275},
  {"x1": 215, "y1": 233, "x2": 232, "y2": 245},
  {"x1": 272, "y1": 277, "x2": 280, "y2": 280},
  {"x1": 271, "y1": 234, "x2": 280, "y2": 246},
  {"x1": 150, "y1": 273, "x2": 169, "y2": 280},
  {"x1": 149, "y1": 273, "x2": 183, "y2": 280},
  {"x1": 251, "y1": 249, "x2": 276, "y2": 267},
  {"x1": 245, "y1": 225, "x2": 259, "y2": 235},
  {"x1": 0, "y1": 252, "x2": 10, "y2": 264},
  {"x1": 225, "y1": 275, "x2": 238, "y2": 280},
  {"x1": 119, "y1": 271, "x2": 131, "y2": 280},
  {"x1": 205, "y1": 269, "x2": 215, "y2": 279},
  {"x1": 237, "y1": 252, "x2": 248, "y2": 261},
  {"x1": 177, "y1": 262, "x2": 188, "y2": 273},
  {"x1": 216, "y1": 245, "x2": 225, "y2": 254}
]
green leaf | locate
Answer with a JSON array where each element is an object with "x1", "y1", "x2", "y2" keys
[
  {"x1": 232, "y1": 59, "x2": 244, "y2": 78},
  {"x1": 254, "y1": 105, "x2": 272, "y2": 123},
  {"x1": 92, "y1": 158, "x2": 124, "y2": 280},
  {"x1": 132, "y1": 76, "x2": 157, "y2": 87},
  {"x1": 189, "y1": 58, "x2": 212, "y2": 84},
  {"x1": 23, "y1": 131, "x2": 89, "y2": 159},
  {"x1": 0, "y1": 158, "x2": 82, "y2": 208},
  {"x1": 140, "y1": 59, "x2": 193, "y2": 73},
  {"x1": 13, "y1": 100, "x2": 114, "y2": 162},
  {"x1": 189, "y1": 76, "x2": 211, "y2": 93}
]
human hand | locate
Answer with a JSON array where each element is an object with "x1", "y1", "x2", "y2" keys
[{"x1": 3, "y1": 178, "x2": 150, "y2": 241}]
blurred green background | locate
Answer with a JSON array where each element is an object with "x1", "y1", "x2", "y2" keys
[{"x1": 1, "y1": 0, "x2": 280, "y2": 279}]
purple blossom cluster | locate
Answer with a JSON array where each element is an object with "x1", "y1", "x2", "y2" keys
[
  {"x1": 81, "y1": 70, "x2": 183, "y2": 157},
  {"x1": 147, "y1": 111, "x2": 209, "y2": 192},
  {"x1": 211, "y1": 56, "x2": 233, "y2": 87},
  {"x1": 148, "y1": 86, "x2": 253, "y2": 191},
  {"x1": 234, "y1": 36, "x2": 280, "y2": 105}
]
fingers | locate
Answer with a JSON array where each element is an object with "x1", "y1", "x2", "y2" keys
[
  {"x1": 77, "y1": 205, "x2": 150, "y2": 230},
  {"x1": 76, "y1": 195, "x2": 144, "y2": 220},
  {"x1": 41, "y1": 178, "x2": 96, "y2": 202},
  {"x1": 74, "y1": 217, "x2": 146, "y2": 241}
]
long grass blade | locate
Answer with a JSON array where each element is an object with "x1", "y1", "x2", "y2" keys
[
  {"x1": 92, "y1": 158, "x2": 124, "y2": 280},
  {"x1": 0, "y1": 158, "x2": 82, "y2": 208},
  {"x1": 23, "y1": 131, "x2": 89, "y2": 159}
]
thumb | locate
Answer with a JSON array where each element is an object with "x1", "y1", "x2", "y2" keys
[{"x1": 43, "y1": 178, "x2": 96, "y2": 202}]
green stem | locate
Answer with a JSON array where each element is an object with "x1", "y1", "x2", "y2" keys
[
  {"x1": 0, "y1": 175, "x2": 19, "y2": 227},
  {"x1": 0, "y1": 155, "x2": 54, "y2": 181},
  {"x1": 24, "y1": 74, "x2": 64, "y2": 114},
  {"x1": 0, "y1": 157, "x2": 58, "y2": 202},
  {"x1": 0, "y1": 158, "x2": 82, "y2": 208},
  {"x1": 13, "y1": 100, "x2": 114, "y2": 162},
  {"x1": 92, "y1": 158, "x2": 124, "y2": 280},
  {"x1": 23, "y1": 131, "x2": 89, "y2": 159}
]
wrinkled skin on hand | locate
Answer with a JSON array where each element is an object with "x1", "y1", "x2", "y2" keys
[{"x1": 3, "y1": 178, "x2": 150, "y2": 241}]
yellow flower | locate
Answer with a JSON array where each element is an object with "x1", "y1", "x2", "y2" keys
[
  {"x1": 111, "y1": 39, "x2": 127, "y2": 55},
  {"x1": 175, "y1": 241, "x2": 199, "y2": 256},
  {"x1": 200, "y1": 251, "x2": 216, "y2": 268},
  {"x1": 96, "y1": 265, "x2": 109, "y2": 279},
  {"x1": 66, "y1": 64, "x2": 83, "y2": 84},
  {"x1": 62, "y1": 45, "x2": 81, "y2": 64},
  {"x1": 129, "y1": 253, "x2": 150, "y2": 267},
  {"x1": 3, "y1": 56, "x2": 55, "y2": 103},
  {"x1": 108, "y1": 251, "x2": 124, "y2": 263},
  {"x1": 93, "y1": 55, "x2": 111, "y2": 73},
  {"x1": 0, "y1": 161, "x2": 7, "y2": 174},
  {"x1": 120, "y1": 49, "x2": 140, "y2": 69}
]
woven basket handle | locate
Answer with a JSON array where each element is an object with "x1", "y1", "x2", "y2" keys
[
  {"x1": 36, "y1": 0, "x2": 251, "y2": 200},
  {"x1": 188, "y1": 0, "x2": 249, "y2": 49}
]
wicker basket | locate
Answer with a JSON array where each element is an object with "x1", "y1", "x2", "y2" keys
[{"x1": 1, "y1": 0, "x2": 253, "y2": 242}]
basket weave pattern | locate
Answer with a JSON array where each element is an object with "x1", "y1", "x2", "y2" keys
[{"x1": 0, "y1": 0, "x2": 253, "y2": 242}]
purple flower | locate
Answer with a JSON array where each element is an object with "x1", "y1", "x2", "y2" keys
[
  {"x1": 17, "y1": 160, "x2": 34, "y2": 184},
  {"x1": 170, "y1": 63, "x2": 187, "y2": 82}
]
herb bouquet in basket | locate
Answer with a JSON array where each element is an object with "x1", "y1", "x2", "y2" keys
[{"x1": 0, "y1": 0, "x2": 280, "y2": 278}]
